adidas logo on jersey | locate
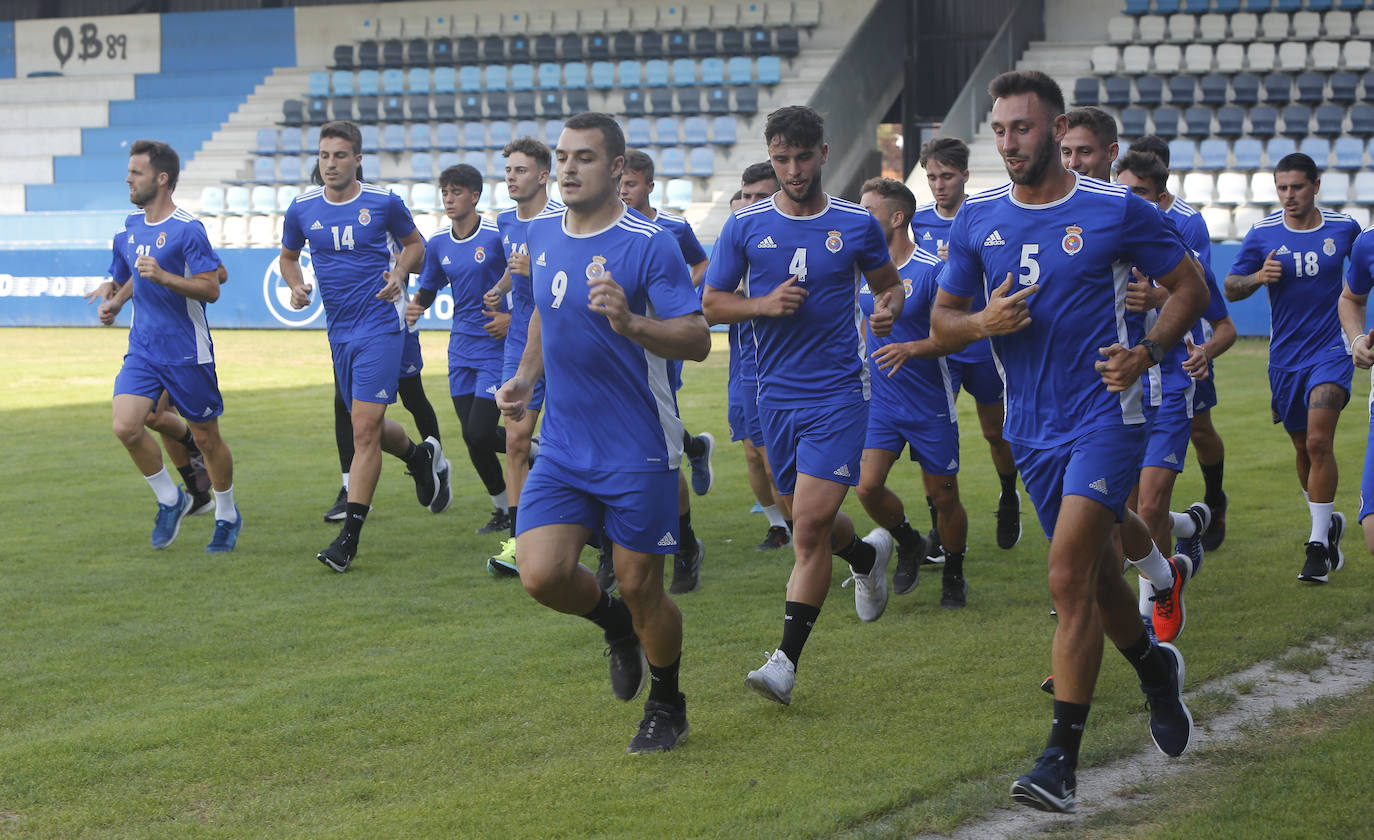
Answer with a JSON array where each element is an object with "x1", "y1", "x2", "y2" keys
[
  {"x1": 310, "y1": 220, "x2": 323, "y2": 231},
  {"x1": 1089, "y1": 478, "x2": 1108, "y2": 495},
  {"x1": 441, "y1": 256, "x2": 451, "y2": 265},
  {"x1": 375, "y1": 388, "x2": 389, "y2": 399},
  {"x1": 485, "y1": 384, "x2": 498, "y2": 394},
  {"x1": 983, "y1": 230, "x2": 1006, "y2": 247},
  {"x1": 1163, "y1": 452, "x2": 1179, "y2": 465},
  {"x1": 1276, "y1": 245, "x2": 1291, "y2": 256},
  {"x1": 922, "y1": 231, "x2": 932, "y2": 240},
  {"x1": 757, "y1": 235, "x2": 778, "y2": 249},
  {"x1": 833, "y1": 464, "x2": 852, "y2": 478},
  {"x1": 536, "y1": 252, "x2": 547, "y2": 266},
  {"x1": 657, "y1": 531, "x2": 678, "y2": 548}
]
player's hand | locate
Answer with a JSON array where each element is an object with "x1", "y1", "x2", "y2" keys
[
  {"x1": 1124, "y1": 267, "x2": 1167, "y2": 313},
  {"x1": 85, "y1": 281, "x2": 116, "y2": 304},
  {"x1": 872, "y1": 341, "x2": 918, "y2": 375},
  {"x1": 483, "y1": 308, "x2": 510, "y2": 339},
  {"x1": 483, "y1": 282, "x2": 505, "y2": 309},
  {"x1": 97, "y1": 300, "x2": 121, "y2": 326},
  {"x1": 1095, "y1": 342, "x2": 1151, "y2": 392},
  {"x1": 496, "y1": 375, "x2": 532, "y2": 421},
  {"x1": 758, "y1": 275, "x2": 808, "y2": 318},
  {"x1": 1181, "y1": 335, "x2": 1210, "y2": 379},
  {"x1": 377, "y1": 270, "x2": 406, "y2": 302},
  {"x1": 134, "y1": 255, "x2": 164, "y2": 284},
  {"x1": 1258, "y1": 249, "x2": 1283, "y2": 285},
  {"x1": 509, "y1": 250, "x2": 530, "y2": 276},
  {"x1": 404, "y1": 299, "x2": 425, "y2": 327},
  {"x1": 937, "y1": 243, "x2": 948, "y2": 261},
  {"x1": 979, "y1": 273, "x2": 1039, "y2": 336},
  {"x1": 1353, "y1": 329, "x2": 1374, "y2": 369},
  {"x1": 290, "y1": 283, "x2": 313, "y2": 310},
  {"x1": 869, "y1": 292, "x2": 896, "y2": 337},
  {"x1": 587, "y1": 270, "x2": 632, "y2": 333}
]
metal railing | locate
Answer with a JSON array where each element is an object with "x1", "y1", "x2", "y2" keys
[{"x1": 939, "y1": 0, "x2": 1045, "y2": 142}]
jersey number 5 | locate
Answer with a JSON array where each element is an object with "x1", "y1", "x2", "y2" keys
[
  {"x1": 789, "y1": 248, "x2": 808, "y2": 283},
  {"x1": 1018, "y1": 244, "x2": 1040, "y2": 286}
]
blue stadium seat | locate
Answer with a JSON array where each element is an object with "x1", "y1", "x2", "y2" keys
[
  {"x1": 463, "y1": 150, "x2": 489, "y2": 178},
  {"x1": 224, "y1": 185, "x2": 251, "y2": 215},
  {"x1": 735, "y1": 86, "x2": 759, "y2": 114},
  {"x1": 688, "y1": 147, "x2": 715, "y2": 178},
  {"x1": 591, "y1": 61, "x2": 616, "y2": 89},
  {"x1": 531, "y1": 91, "x2": 556, "y2": 118},
  {"x1": 1199, "y1": 138, "x2": 1230, "y2": 169},
  {"x1": 1104, "y1": 76, "x2": 1132, "y2": 107},
  {"x1": 544, "y1": 120, "x2": 563, "y2": 147},
  {"x1": 251, "y1": 156, "x2": 276, "y2": 183},
  {"x1": 1170, "y1": 138, "x2": 1198, "y2": 166},
  {"x1": 436, "y1": 152, "x2": 461, "y2": 172},
  {"x1": 1155, "y1": 0, "x2": 1181, "y2": 12},
  {"x1": 624, "y1": 88, "x2": 646, "y2": 116},
  {"x1": 666, "y1": 31, "x2": 691, "y2": 59},
  {"x1": 331, "y1": 70, "x2": 354, "y2": 96},
  {"x1": 746, "y1": 27, "x2": 772, "y2": 54},
  {"x1": 619, "y1": 60, "x2": 644, "y2": 87},
  {"x1": 361, "y1": 124, "x2": 381, "y2": 152},
  {"x1": 407, "y1": 68, "x2": 431, "y2": 94},
  {"x1": 282, "y1": 99, "x2": 306, "y2": 126},
  {"x1": 711, "y1": 115, "x2": 737, "y2": 145},
  {"x1": 305, "y1": 126, "x2": 321, "y2": 149},
  {"x1": 665, "y1": 178, "x2": 693, "y2": 208},
  {"x1": 435, "y1": 123, "x2": 459, "y2": 151},
  {"x1": 380, "y1": 124, "x2": 405, "y2": 152},
  {"x1": 567, "y1": 88, "x2": 589, "y2": 113},
  {"x1": 1352, "y1": 104, "x2": 1374, "y2": 136},
  {"x1": 645, "y1": 60, "x2": 670, "y2": 86},
  {"x1": 433, "y1": 94, "x2": 457, "y2": 120},
  {"x1": 332, "y1": 44, "x2": 354, "y2": 70},
  {"x1": 1234, "y1": 137, "x2": 1264, "y2": 168},
  {"x1": 462, "y1": 123, "x2": 486, "y2": 149},
  {"x1": 1230, "y1": 72, "x2": 1260, "y2": 105},
  {"x1": 1295, "y1": 72, "x2": 1325, "y2": 105},
  {"x1": 1264, "y1": 73, "x2": 1292, "y2": 105},
  {"x1": 405, "y1": 38, "x2": 429, "y2": 68},
  {"x1": 431, "y1": 67, "x2": 455, "y2": 94},
  {"x1": 1153, "y1": 106, "x2": 1182, "y2": 138},
  {"x1": 1197, "y1": 74, "x2": 1227, "y2": 105},
  {"x1": 706, "y1": 87, "x2": 730, "y2": 114},
  {"x1": 252, "y1": 185, "x2": 277, "y2": 213},
  {"x1": 1136, "y1": 75, "x2": 1164, "y2": 106},
  {"x1": 727, "y1": 56, "x2": 754, "y2": 85},
  {"x1": 1330, "y1": 72, "x2": 1358, "y2": 105},
  {"x1": 1182, "y1": 0, "x2": 1210, "y2": 10},
  {"x1": 308, "y1": 71, "x2": 330, "y2": 98},
  {"x1": 701, "y1": 57, "x2": 726, "y2": 86},
  {"x1": 1249, "y1": 104, "x2": 1279, "y2": 136},
  {"x1": 1074, "y1": 77, "x2": 1100, "y2": 106},
  {"x1": 535, "y1": 34, "x2": 557, "y2": 63},
  {"x1": 486, "y1": 65, "x2": 508, "y2": 91},
  {"x1": 563, "y1": 63, "x2": 587, "y2": 89},
  {"x1": 1334, "y1": 135, "x2": 1364, "y2": 168},
  {"x1": 459, "y1": 65, "x2": 481, "y2": 92},
  {"x1": 659, "y1": 147, "x2": 687, "y2": 178},
  {"x1": 431, "y1": 38, "x2": 453, "y2": 66},
  {"x1": 586, "y1": 33, "x2": 609, "y2": 61},
  {"x1": 1300, "y1": 136, "x2": 1332, "y2": 165},
  {"x1": 1124, "y1": 0, "x2": 1150, "y2": 12},
  {"x1": 1314, "y1": 104, "x2": 1345, "y2": 135},
  {"x1": 1272, "y1": 0, "x2": 1299, "y2": 11},
  {"x1": 382, "y1": 95, "x2": 405, "y2": 121},
  {"x1": 483, "y1": 35, "x2": 506, "y2": 63},
  {"x1": 1167, "y1": 75, "x2": 1195, "y2": 105},
  {"x1": 515, "y1": 119, "x2": 540, "y2": 140},
  {"x1": 655, "y1": 116, "x2": 681, "y2": 144},
  {"x1": 256, "y1": 128, "x2": 278, "y2": 156},
  {"x1": 381, "y1": 40, "x2": 403, "y2": 69},
  {"x1": 561, "y1": 33, "x2": 584, "y2": 62},
  {"x1": 1121, "y1": 106, "x2": 1149, "y2": 137},
  {"x1": 627, "y1": 117, "x2": 653, "y2": 146},
  {"x1": 1214, "y1": 0, "x2": 1241, "y2": 11},
  {"x1": 280, "y1": 126, "x2": 302, "y2": 154},
  {"x1": 487, "y1": 91, "x2": 511, "y2": 120},
  {"x1": 509, "y1": 34, "x2": 531, "y2": 63},
  {"x1": 489, "y1": 121, "x2": 514, "y2": 150},
  {"x1": 1183, "y1": 106, "x2": 1212, "y2": 136},
  {"x1": 407, "y1": 124, "x2": 431, "y2": 150},
  {"x1": 1265, "y1": 135, "x2": 1297, "y2": 163},
  {"x1": 410, "y1": 152, "x2": 434, "y2": 180},
  {"x1": 692, "y1": 29, "x2": 718, "y2": 57},
  {"x1": 649, "y1": 87, "x2": 676, "y2": 115},
  {"x1": 410, "y1": 181, "x2": 437, "y2": 212},
  {"x1": 720, "y1": 27, "x2": 745, "y2": 56},
  {"x1": 682, "y1": 115, "x2": 709, "y2": 145},
  {"x1": 613, "y1": 31, "x2": 638, "y2": 59},
  {"x1": 510, "y1": 64, "x2": 535, "y2": 91},
  {"x1": 757, "y1": 56, "x2": 781, "y2": 86},
  {"x1": 1281, "y1": 104, "x2": 1311, "y2": 136},
  {"x1": 407, "y1": 94, "x2": 431, "y2": 119},
  {"x1": 381, "y1": 68, "x2": 404, "y2": 94},
  {"x1": 456, "y1": 36, "x2": 479, "y2": 64},
  {"x1": 357, "y1": 69, "x2": 380, "y2": 96},
  {"x1": 1242, "y1": 0, "x2": 1273, "y2": 9},
  {"x1": 677, "y1": 86, "x2": 702, "y2": 114},
  {"x1": 672, "y1": 58, "x2": 697, "y2": 86}
]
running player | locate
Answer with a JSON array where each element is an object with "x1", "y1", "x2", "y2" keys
[
  {"x1": 934, "y1": 71, "x2": 1204, "y2": 812},
  {"x1": 108, "y1": 139, "x2": 242, "y2": 552},
  {"x1": 703, "y1": 105, "x2": 904, "y2": 706},
  {"x1": 1060, "y1": 106, "x2": 1119, "y2": 183},
  {"x1": 280, "y1": 120, "x2": 450, "y2": 572},
  {"x1": 406, "y1": 164, "x2": 511, "y2": 540},
  {"x1": 496, "y1": 112, "x2": 709, "y2": 753},
  {"x1": 912, "y1": 137, "x2": 1021, "y2": 556},
  {"x1": 856, "y1": 177, "x2": 967, "y2": 606},
  {"x1": 1338, "y1": 226, "x2": 1374, "y2": 555},
  {"x1": 1225, "y1": 153, "x2": 1361, "y2": 583}
]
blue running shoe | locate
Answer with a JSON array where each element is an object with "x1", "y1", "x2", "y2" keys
[
  {"x1": 1143, "y1": 641, "x2": 1194, "y2": 757},
  {"x1": 206, "y1": 506, "x2": 242, "y2": 553},
  {"x1": 750, "y1": 501, "x2": 764, "y2": 514},
  {"x1": 1173, "y1": 502, "x2": 1210, "y2": 578},
  {"x1": 1010, "y1": 747, "x2": 1077, "y2": 813},
  {"x1": 687, "y1": 432, "x2": 715, "y2": 496},
  {"x1": 151, "y1": 487, "x2": 192, "y2": 550}
]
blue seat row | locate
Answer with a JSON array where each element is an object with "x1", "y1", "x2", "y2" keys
[
  {"x1": 1126, "y1": 0, "x2": 1371, "y2": 13},
  {"x1": 1117, "y1": 101, "x2": 1374, "y2": 137},
  {"x1": 1163, "y1": 133, "x2": 1374, "y2": 167},
  {"x1": 1078, "y1": 70, "x2": 1374, "y2": 108}
]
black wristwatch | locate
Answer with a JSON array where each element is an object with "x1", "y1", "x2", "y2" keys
[{"x1": 1137, "y1": 338, "x2": 1164, "y2": 365}]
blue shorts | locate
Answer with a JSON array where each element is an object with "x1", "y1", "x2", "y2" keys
[
  {"x1": 866, "y1": 410, "x2": 960, "y2": 476},
  {"x1": 1014, "y1": 423, "x2": 1149, "y2": 540},
  {"x1": 759, "y1": 401, "x2": 868, "y2": 495},
  {"x1": 727, "y1": 377, "x2": 763, "y2": 444},
  {"x1": 448, "y1": 333, "x2": 504, "y2": 399},
  {"x1": 517, "y1": 457, "x2": 679, "y2": 555},
  {"x1": 948, "y1": 358, "x2": 1004, "y2": 405},
  {"x1": 332, "y1": 331, "x2": 403, "y2": 406},
  {"x1": 1269, "y1": 354, "x2": 1353, "y2": 432},
  {"x1": 114, "y1": 353, "x2": 224, "y2": 422},
  {"x1": 1143, "y1": 387, "x2": 1194, "y2": 473},
  {"x1": 1192, "y1": 371, "x2": 1218, "y2": 414},
  {"x1": 1361, "y1": 394, "x2": 1374, "y2": 524},
  {"x1": 400, "y1": 328, "x2": 424, "y2": 377},
  {"x1": 501, "y1": 342, "x2": 544, "y2": 412}
]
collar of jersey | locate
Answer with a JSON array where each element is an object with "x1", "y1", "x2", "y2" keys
[
  {"x1": 448, "y1": 217, "x2": 483, "y2": 243},
  {"x1": 1006, "y1": 172, "x2": 1080, "y2": 211},
  {"x1": 1280, "y1": 208, "x2": 1331, "y2": 234},
  {"x1": 769, "y1": 193, "x2": 832, "y2": 221},
  {"x1": 561, "y1": 203, "x2": 625, "y2": 239},
  {"x1": 140, "y1": 207, "x2": 178, "y2": 227},
  {"x1": 322, "y1": 182, "x2": 365, "y2": 206}
]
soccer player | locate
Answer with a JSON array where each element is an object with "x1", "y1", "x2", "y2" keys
[
  {"x1": 483, "y1": 136, "x2": 562, "y2": 577},
  {"x1": 703, "y1": 105, "x2": 904, "y2": 706},
  {"x1": 1338, "y1": 228, "x2": 1374, "y2": 555},
  {"x1": 912, "y1": 136, "x2": 1021, "y2": 556},
  {"x1": 619, "y1": 149, "x2": 715, "y2": 595},
  {"x1": 495, "y1": 112, "x2": 709, "y2": 753},
  {"x1": 857, "y1": 177, "x2": 968, "y2": 606},
  {"x1": 1060, "y1": 106, "x2": 1119, "y2": 183},
  {"x1": 107, "y1": 139, "x2": 242, "y2": 552},
  {"x1": 406, "y1": 164, "x2": 512, "y2": 541},
  {"x1": 280, "y1": 120, "x2": 449, "y2": 573},
  {"x1": 1225, "y1": 153, "x2": 1361, "y2": 583},
  {"x1": 933, "y1": 71, "x2": 1205, "y2": 812}
]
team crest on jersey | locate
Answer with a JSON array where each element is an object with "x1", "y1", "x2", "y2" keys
[
  {"x1": 358, "y1": 208, "x2": 371, "y2": 226},
  {"x1": 474, "y1": 246, "x2": 486, "y2": 263},
  {"x1": 586, "y1": 255, "x2": 607, "y2": 281},
  {"x1": 825, "y1": 230, "x2": 843, "y2": 253},
  {"x1": 156, "y1": 232, "x2": 166, "y2": 249},
  {"x1": 1061, "y1": 225, "x2": 1084, "y2": 256},
  {"x1": 1324, "y1": 237, "x2": 1337, "y2": 257}
]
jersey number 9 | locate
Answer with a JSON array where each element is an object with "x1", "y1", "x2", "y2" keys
[{"x1": 551, "y1": 270, "x2": 568, "y2": 308}]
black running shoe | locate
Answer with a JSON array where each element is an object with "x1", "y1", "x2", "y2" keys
[
  {"x1": 892, "y1": 532, "x2": 927, "y2": 595},
  {"x1": 475, "y1": 508, "x2": 512, "y2": 535},
  {"x1": 996, "y1": 488, "x2": 1022, "y2": 549},
  {"x1": 189, "y1": 487, "x2": 215, "y2": 517},
  {"x1": 1039, "y1": 675, "x2": 1055, "y2": 696},
  {"x1": 605, "y1": 631, "x2": 648, "y2": 701},
  {"x1": 627, "y1": 696, "x2": 689, "y2": 754},
  {"x1": 323, "y1": 486, "x2": 348, "y2": 523},
  {"x1": 940, "y1": 574, "x2": 968, "y2": 608},
  {"x1": 1200, "y1": 491, "x2": 1227, "y2": 552},
  {"x1": 317, "y1": 534, "x2": 356, "y2": 573},
  {"x1": 924, "y1": 528, "x2": 945, "y2": 565},
  {"x1": 406, "y1": 441, "x2": 437, "y2": 508},
  {"x1": 1010, "y1": 747, "x2": 1077, "y2": 813},
  {"x1": 1329, "y1": 511, "x2": 1346, "y2": 573},
  {"x1": 669, "y1": 538, "x2": 702, "y2": 595},
  {"x1": 595, "y1": 543, "x2": 617, "y2": 592},
  {"x1": 1299, "y1": 540, "x2": 1331, "y2": 583},
  {"x1": 1142, "y1": 642, "x2": 1193, "y2": 757},
  {"x1": 755, "y1": 525, "x2": 791, "y2": 551}
]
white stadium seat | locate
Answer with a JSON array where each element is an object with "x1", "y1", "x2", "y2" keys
[
  {"x1": 1153, "y1": 44, "x2": 1182, "y2": 74},
  {"x1": 1200, "y1": 206, "x2": 1233, "y2": 240},
  {"x1": 1197, "y1": 14, "x2": 1228, "y2": 43},
  {"x1": 1215, "y1": 172, "x2": 1249, "y2": 205},
  {"x1": 1341, "y1": 205, "x2": 1371, "y2": 228},
  {"x1": 1251, "y1": 172, "x2": 1279, "y2": 205},
  {"x1": 1357, "y1": 9, "x2": 1374, "y2": 37},
  {"x1": 1137, "y1": 15, "x2": 1166, "y2": 43},
  {"x1": 1166, "y1": 14, "x2": 1196, "y2": 44},
  {"x1": 1247, "y1": 42, "x2": 1277, "y2": 72},
  {"x1": 1216, "y1": 43, "x2": 1245, "y2": 74},
  {"x1": 1354, "y1": 171, "x2": 1374, "y2": 204},
  {"x1": 1108, "y1": 16, "x2": 1135, "y2": 45},
  {"x1": 1344, "y1": 41, "x2": 1372, "y2": 71},
  {"x1": 1122, "y1": 45, "x2": 1151, "y2": 74},
  {"x1": 1278, "y1": 42, "x2": 1309, "y2": 72},
  {"x1": 1323, "y1": 171, "x2": 1353, "y2": 205},
  {"x1": 1092, "y1": 45, "x2": 1120, "y2": 75},
  {"x1": 1325, "y1": 11, "x2": 1353, "y2": 40},
  {"x1": 1311, "y1": 42, "x2": 1339, "y2": 72},
  {"x1": 1234, "y1": 205, "x2": 1267, "y2": 233},
  {"x1": 1183, "y1": 44, "x2": 1214, "y2": 73},
  {"x1": 1231, "y1": 13, "x2": 1259, "y2": 42},
  {"x1": 1182, "y1": 172, "x2": 1217, "y2": 205},
  {"x1": 1292, "y1": 12, "x2": 1321, "y2": 41},
  {"x1": 1260, "y1": 12, "x2": 1290, "y2": 42}
]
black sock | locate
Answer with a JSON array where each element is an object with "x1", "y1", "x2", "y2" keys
[
  {"x1": 943, "y1": 550, "x2": 965, "y2": 579},
  {"x1": 785, "y1": 519, "x2": 793, "y2": 534},
  {"x1": 508, "y1": 505, "x2": 518, "y2": 537},
  {"x1": 582, "y1": 589, "x2": 635, "y2": 640},
  {"x1": 682, "y1": 430, "x2": 705, "y2": 459},
  {"x1": 176, "y1": 464, "x2": 197, "y2": 486},
  {"x1": 178, "y1": 428, "x2": 198, "y2": 453},
  {"x1": 891, "y1": 519, "x2": 918, "y2": 549},
  {"x1": 779, "y1": 601, "x2": 820, "y2": 668},
  {"x1": 1046, "y1": 700, "x2": 1090, "y2": 768},
  {"x1": 926, "y1": 495, "x2": 939, "y2": 530},
  {"x1": 648, "y1": 655, "x2": 683, "y2": 706},
  {"x1": 679, "y1": 511, "x2": 695, "y2": 548},
  {"x1": 401, "y1": 441, "x2": 418, "y2": 464},
  {"x1": 999, "y1": 471, "x2": 1017, "y2": 498},
  {"x1": 1120, "y1": 630, "x2": 1169, "y2": 686},
  {"x1": 836, "y1": 533, "x2": 876, "y2": 574},
  {"x1": 1201, "y1": 459, "x2": 1225, "y2": 510},
  {"x1": 341, "y1": 502, "x2": 369, "y2": 544}
]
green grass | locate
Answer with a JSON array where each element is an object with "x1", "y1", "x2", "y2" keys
[{"x1": 1, "y1": 329, "x2": 1371, "y2": 838}]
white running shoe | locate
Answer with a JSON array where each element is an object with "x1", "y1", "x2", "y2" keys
[
  {"x1": 425, "y1": 436, "x2": 452, "y2": 513},
  {"x1": 844, "y1": 528, "x2": 893, "y2": 622},
  {"x1": 745, "y1": 649, "x2": 796, "y2": 705}
]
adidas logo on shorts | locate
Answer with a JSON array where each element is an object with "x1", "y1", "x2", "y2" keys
[
  {"x1": 657, "y1": 531, "x2": 677, "y2": 548},
  {"x1": 1089, "y1": 478, "x2": 1108, "y2": 495},
  {"x1": 375, "y1": 388, "x2": 389, "y2": 399},
  {"x1": 983, "y1": 229, "x2": 1006, "y2": 247},
  {"x1": 201, "y1": 406, "x2": 213, "y2": 417},
  {"x1": 1164, "y1": 452, "x2": 1179, "y2": 465},
  {"x1": 757, "y1": 235, "x2": 778, "y2": 249},
  {"x1": 946, "y1": 458, "x2": 958, "y2": 470},
  {"x1": 833, "y1": 464, "x2": 852, "y2": 478}
]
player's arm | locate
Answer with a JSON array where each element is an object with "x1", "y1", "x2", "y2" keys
[
  {"x1": 862, "y1": 261, "x2": 903, "y2": 337},
  {"x1": 496, "y1": 309, "x2": 545, "y2": 421},
  {"x1": 379, "y1": 229, "x2": 426, "y2": 302},
  {"x1": 94, "y1": 276, "x2": 135, "y2": 325},
  {"x1": 1225, "y1": 248, "x2": 1280, "y2": 301},
  {"x1": 278, "y1": 247, "x2": 314, "y2": 310},
  {"x1": 484, "y1": 268, "x2": 513, "y2": 308},
  {"x1": 688, "y1": 258, "x2": 708, "y2": 288},
  {"x1": 589, "y1": 268, "x2": 709, "y2": 361},
  {"x1": 931, "y1": 276, "x2": 1039, "y2": 353},
  {"x1": 1098, "y1": 255, "x2": 1208, "y2": 391},
  {"x1": 216, "y1": 263, "x2": 228, "y2": 285},
  {"x1": 1182, "y1": 316, "x2": 1237, "y2": 379},
  {"x1": 134, "y1": 255, "x2": 220, "y2": 302},
  {"x1": 870, "y1": 335, "x2": 944, "y2": 375},
  {"x1": 1339, "y1": 285, "x2": 1374, "y2": 368}
]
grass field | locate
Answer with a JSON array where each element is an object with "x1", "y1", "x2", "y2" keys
[{"x1": 1, "y1": 328, "x2": 1371, "y2": 838}]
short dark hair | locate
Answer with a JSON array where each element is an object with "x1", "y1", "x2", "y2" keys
[
  {"x1": 1065, "y1": 106, "x2": 1119, "y2": 148},
  {"x1": 741, "y1": 161, "x2": 778, "y2": 186},
  {"x1": 623, "y1": 148, "x2": 655, "y2": 181},
  {"x1": 563, "y1": 111, "x2": 626, "y2": 163},
  {"x1": 860, "y1": 176, "x2": 916, "y2": 223},
  {"x1": 730, "y1": 189, "x2": 743, "y2": 202},
  {"x1": 502, "y1": 136, "x2": 552, "y2": 171},
  {"x1": 129, "y1": 139, "x2": 180, "y2": 192},
  {"x1": 1275, "y1": 151, "x2": 1320, "y2": 183},
  {"x1": 1114, "y1": 149, "x2": 1169, "y2": 192},
  {"x1": 765, "y1": 105, "x2": 824, "y2": 149},
  {"x1": 988, "y1": 70, "x2": 1066, "y2": 118},
  {"x1": 919, "y1": 136, "x2": 969, "y2": 172},
  {"x1": 1130, "y1": 134, "x2": 1171, "y2": 168},
  {"x1": 319, "y1": 120, "x2": 363, "y2": 156},
  {"x1": 439, "y1": 164, "x2": 484, "y2": 194}
]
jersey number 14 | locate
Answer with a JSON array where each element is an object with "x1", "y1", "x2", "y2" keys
[{"x1": 331, "y1": 225, "x2": 355, "y2": 251}]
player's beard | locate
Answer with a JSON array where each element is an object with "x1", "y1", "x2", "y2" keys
[
  {"x1": 1004, "y1": 132, "x2": 1056, "y2": 187},
  {"x1": 780, "y1": 175, "x2": 820, "y2": 205},
  {"x1": 129, "y1": 183, "x2": 156, "y2": 208}
]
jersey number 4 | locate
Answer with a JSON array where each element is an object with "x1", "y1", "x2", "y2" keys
[
  {"x1": 789, "y1": 248, "x2": 807, "y2": 282},
  {"x1": 331, "y1": 225, "x2": 355, "y2": 251}
]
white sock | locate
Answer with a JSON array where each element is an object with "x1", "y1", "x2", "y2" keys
[
  {"x1": 762, "y1": 504, "x2": 787, "y2": 529},
  {"x1": 1309, "y1": 500, "x2": 1334, "y2": 545},
  {"x1": 1170, "y1": 511, "x2": 1197, "y2": 538},
  {"x1": 145, "y1": 467, "x2": 180, "y2": 507},
  {"x1": 215, "y1": 486, "x2": 238, "y2": 523},
  {"x1": 1303, "y1": 488, "x2": 1311, "y2": 504},
  {"x1": 1128, "y1": 544, "x2": 1174, "y2": 589},
  {"x1": 1138, "y1": 573, "x2": 1153, "y2": 616},
  {"x1": 342, "y1": 472, "x2": 350, "y2": 491},
  {"x1": 491, "y1": 490, "x2": 509, "y2": 512}
]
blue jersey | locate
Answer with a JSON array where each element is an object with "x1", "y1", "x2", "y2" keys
[
  {"x1": 651, "y1": 209, "x2": 709, "y2": 268},
  {"x1": 940, "y1": 174, "x2": 1190, "y2": 447},
  {"x1": 526, "y1": 205, "x2": 701, "y2": 471},
  {"x1": 859, "y1": 246, "x2": 953, "y2": 419},
  {"x1": 704, "y1": 194, "x2": 891, "y2": 409},
  {"x1": 1230, "y1": 209, "x2": 1361, "y2": 371},
  {"x1": 113, "y1": 208, "x2": 221, "y2": 366},
  {"x1": 282, "y1": 183, "x2": 418, "y2": 343},
  {"x1": 1345, "y1": 225, "x2": 1374, "y2": 299},
  {"x1": 1165, "y1": 197, "x2": 1213, "y2": 269},
  {"x1": 913, "y1": 200, "x2": 991, "y2": 364},
  {"x1": 418, "y1": 216, "x2": 508, "y2": 354},
  {"x1": 710, "y1": 235, "x2": 760, "y2": 393},
  {"x1": 498, "y1": 198, "x2": 564, "y2": 349}
]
